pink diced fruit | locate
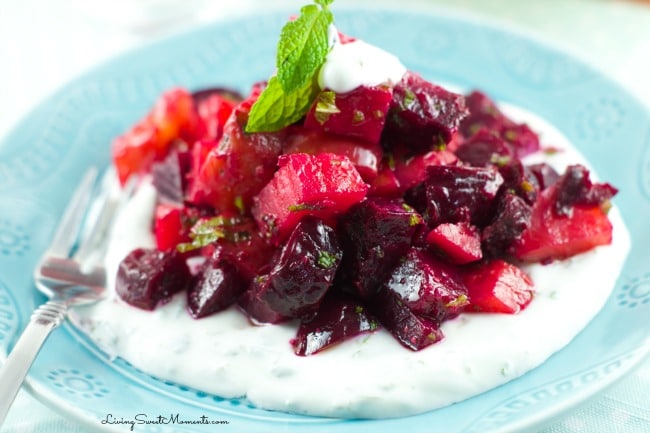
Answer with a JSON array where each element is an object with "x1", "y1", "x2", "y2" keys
[
  {"x1": 252, "y1": 153, "x2": 369, "y2": 244},
  {"x1": 304, "y1": 85, "x2": 393, "y2": 144}
]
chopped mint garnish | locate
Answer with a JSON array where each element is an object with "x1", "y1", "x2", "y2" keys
[
  {"x1": 314, "y1": 90, "x2": 340, "y2": 124},
  {"x1": 317, "y1": 250, "x2": 338, "y2": 268},
  {"x1": 245, "y1": 0, "x2": 335, "y2": 133},
  {"x1": 177, "y1": 216, "x2": 244, "y2": 252}
]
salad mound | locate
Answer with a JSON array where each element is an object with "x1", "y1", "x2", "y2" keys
[{"x1": 110, "y1": 0, "x2": 617, "y2": 356}]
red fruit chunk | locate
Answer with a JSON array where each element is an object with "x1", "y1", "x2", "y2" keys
[
  {"x1": 293, "y1": 291, "x2": 379, "y2": 356},
  {"x1": 382, "y1": 248, "x2": 469, "y2": 322},
  {"x1": 425, "y1": 165, "x2": 504, "y2": 227},
  {"x1": 284, "y1": 128, "x2": 382, "y2": 182},
  {"x1": 187, "y1": 87, "x2": 285, "y2": 213},
  {"x1": 461, "y1": 259, "x2": 534, "y2": 314},
  {"x1": 368, "y1": 163, "x2": 401, "y2": 198},
  {"x1": 513, "y1": 174, "x2": 615, "y2": 263},
  {"x1": 187, "y1": 252, "x2": 243, "y2": 319},
  {"x1": 304, "y1": 85, "x2": 393, "y2": 144},
  {"x1": 154, "y1": 204, "x2": 187, "y2": 252},
  {"x1": 384, "y1": 71, "x2": 468, "y2": 151},
  {"x1": 116, "y1": 248, "x2": 191, "y2": 310},
  {"x1": 191, "y1": 87, "x2": 243, "y2": 141},
  {"x1": 252, "y1": 153, "x2": 368, "y2": 244},
  {"x1": 426, "y1": 222, "x2": 482, "y2": 264},
  {"x1": 369, "y1": 285, "x2": 444, "y2": 351},
  {"x1": 339, "y1": 198, "x2": 424, "y2": 299},
  {"x1": 112, "y1": 88, "x2": 198, "y2": 185}
]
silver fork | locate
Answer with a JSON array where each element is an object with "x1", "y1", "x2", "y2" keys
[{"x1": 0, "y1": 167, "x2": 131, "y2": 426}]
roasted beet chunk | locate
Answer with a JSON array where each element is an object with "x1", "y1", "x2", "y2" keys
[
  {"x1": 293, "y1": 291, "x2": 380, "y2": 356},
  {"x1": 383, "y1": 71, "x2": 468, "y2": 151},
  {"x1": 369, "y1": 285, "x2": 444, "y2": 351},
  {"x1": 151, "y1": 150, "x2": 191, "y2": 205},
  {"x1": 526, "y1": 162, "x2": 559, "y2": 192},
  {"x1": 481, "y1": 191, "x2": 532, "y2": 258},
  {"x1": 459, "y1": 90, "x2": 540, "y2": 158},
  {"x1": 339, "y1": 198, "x2": 424, "y2": 299},
  {"x1": 382, "y1": 248, "x2": 469, "y2": 322},
  {"x1": 116, "y1": 248, "x2": 190, "y2": 310},
  {"x1": 187, "y1": 252, "x2": 243, "y2": 319},
  {"x1": 240, "y1": 216, "x2": 342, "y2": 323},
  {"x1": 425, "y1": 165, "x2": 504, "y2": 227},
  {"x1": 454, "y1": 128, "x2": 512, "y2": 167},
  {"x1": 426, "y1": 221, "x2": 483, "y2": 265},
  {"x1": 498, "y1": 159, "x2": 538, "y2": 205},
  {"x1": 554, "y1": 164, "x2": 618, "y2": 216}
]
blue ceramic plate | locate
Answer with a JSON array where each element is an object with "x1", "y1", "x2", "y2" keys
[{"x1": 0, "y1": 5, "x2": 648, "y2": 433}]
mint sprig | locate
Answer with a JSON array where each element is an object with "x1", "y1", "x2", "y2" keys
[{"x1": 245, "y1": 0, "x2": 335, "y2": 133}]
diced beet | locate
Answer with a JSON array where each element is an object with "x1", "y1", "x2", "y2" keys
[
  {"x1": 304, "y1": 85, "x2": 393, "y2": 144},
  {"x1": 461, "y1": 259, "x2": 534, "y2": 314},
  {"x1": 383, "y1": 71, "x2": 468, "y2": 152},
  {"x1": 459, "y1": 90, "x2": 540, "y2": 158},
  {"x1": 393, "y1": 149, "x2": 458, "y2": 192},
  {"x1": 526, "y1": 162, "x2": 560, "y2": 191},
  {"x1": 187, "y1": 252, "x2": 243, "y2": 318},
  {"x1": 454, "y1": 128, "x2": 512, "y2": 167},
  {"x1": 258, "y1": 216, "x2": 342, "y2": 319},
  {"x1": 187, "y1": 87, "x2": 285, "y2": 213},
  {"x1": 154, "y1": 204, "x2": 188, "y2": 252},
  {"x1": 382, "y1": 248, "x2": 469, "y2": 322},
  {"x1": 481, "y1": 191, "x2": 532, "y2": 258},
  {"x1": 293, "y1": 291, "x2": 379, "y2": 356},
  {"x1": 426, "y1": 221, "x2": 482, "y2": 264},
  {"x1": 512, "y1": 177, "x2": 615, "y2": 263},
  {"x1": 498, "y1": 159, "x2": 538, "y2": 205},
  {"x1": 367, "y1": 163, "x2": 401, "y2": 198},
  {"x1": 151, "y1": 150, "x2": 191, "y2": 205},
  {"x1": 238, "y1": 275, "x2": 287, "y2": 325},
  {"x1": 339, "y1": 198, "x2": 424, "y2": 299},
  {"x1": 369, "y1": 285, "x2": 444, "y2": 351},
  {"x1": 283, "y1": 128, "x2": 382, "y2": 182},
  {"x1": 425, "y1": 165, "x2": 504, "y2": 227},
  {"x1": 252, "y1": 153, "x2": 368, "y2": 244},
  {"x1": 116, "y1": 248, "x2": 191, "y2": 310},
  {"x1": 553, "y1": 164, "x2": 618, "y2": 216}
]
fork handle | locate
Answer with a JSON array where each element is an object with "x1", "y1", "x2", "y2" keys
[{"x1": 0, "y1": 300, "x2": 67, "y2": 426}]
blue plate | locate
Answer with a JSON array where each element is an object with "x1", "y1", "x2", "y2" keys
[{"x1": 0, "y1": 4, "x2": 648, "y2": 433}]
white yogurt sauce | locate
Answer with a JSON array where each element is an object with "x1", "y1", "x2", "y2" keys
[
  {"x1": 319, "y1": 39, "x2": 406, "y2": 93},
  {"x1": 69, "y1": 41, "x2": 631, "y2": 419}
]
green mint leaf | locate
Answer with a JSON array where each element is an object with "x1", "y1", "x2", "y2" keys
[
  {"x1": 245, "y1": 75, "x2": 319, "y2": 133},
  {"x1": 315, "y1": 0, "x2": 334, "y2": 7},
  {"x1": 276, "y1": 3, "x2": 333, "y2": 93}
]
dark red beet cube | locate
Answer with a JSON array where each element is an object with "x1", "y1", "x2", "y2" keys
[
  {"x1": 283, "y1": 128, "x2": 383, "y2": 183},
  {"x1": 116, "y1": 248, "x2": 191, "y2": 310},
  {"x1": 454, "y1": 128, "x2": 513, "y2": 167},
  {"x1": 238, "y1": 275, "x2": 288, "y2": 325},
  {"x1": 304, "y1": 85, "x2": 393, "y2": 145},
  {"x1": 187, "y1": 252, "x2": 243, "y2": 319},
  {"x1": 425, "y1": 165, "x2": 504, "y2": 227},
  {"x1": 393, "y1": 149, "x2": 458, "y2": 192},
  {"x1": 553, "y1": 164, "x2": 618, "y2": 216},
  {"x1": 262, "y1": 216, "x2": 342, "y2": 319},
  {"x1": 252, "y1": 153, "x2": 368, "y2": 245},
  {"x1": 369, "y1": 284, "x2": 444, "y2": 351},
  {"x1": 481, "y1": 191, "x2": 532, "y2": 258},
  {"x1": 382, "y1": 248, "x2": 469, "y2": 322},
  {"x1": 293, "y1": 291, "x2": 379, "y2": 356},
  {"x1": 461, "y1": 259, "x2": 534, "y2": 314},
  {"x1": 339, "y1": 198, "x2": 424, "y2": 299},
  {"x1": 526, "y1": 162, "x2": 560, "y2": 192},
  {"x1": 383, "y1": 71, "x2": 468, "y2": 151},
  {"x1": 151, "y1": 150, "x2": 191, "y2": 205},
  {"x1": 426, "y1": 221, "x2": 482, "y2": 264}
]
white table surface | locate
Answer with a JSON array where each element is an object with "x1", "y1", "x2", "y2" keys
[{"x1": 0, "y1": 0, "x2": 648, "y2": 432}]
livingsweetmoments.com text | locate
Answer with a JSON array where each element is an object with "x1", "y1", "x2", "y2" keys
[{"x1": 101, "y1": 413, "x2": 230, "y2": 431}]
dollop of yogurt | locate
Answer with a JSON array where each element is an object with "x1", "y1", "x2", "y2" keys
[{"x1": 319, "y1": 38, "x2": 406, "y2": 93}]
